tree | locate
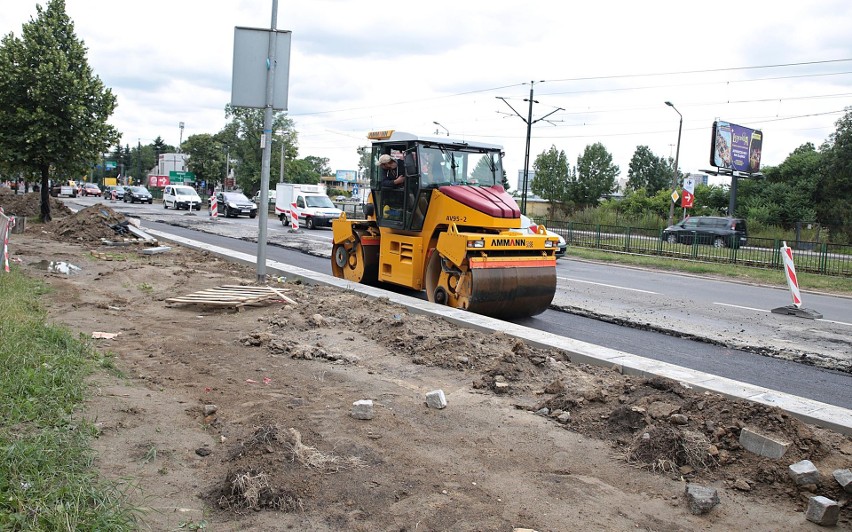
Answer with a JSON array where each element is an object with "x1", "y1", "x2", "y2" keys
[
  {"x1": 286, "y1": 159, "x2": 320, "y2": 184},
  {"x1": 182, "y1": 133, "x2": 226, "y2": 189},
  {"x1": 304, "y1": 155, "x2": 331, "y2": 177},
  {"x1": 0, "y1": 0, "x2": 118, "y2": 221},
  {"x1": 356, "y1": 146, "x2": 370, "y2": 182},
  {"x1": 222, "y1": 105, "x2": 296, "y2": 193},
  {"x1": 817, "y1": 108, "x2": 852, "y2": 242},
  {"x1": 626, "y1": 145, "x2": 670, "y2": 194},
  {"x1": 531, "y1": 145, "x2": 570, "y2": 218},
  {"x1": 571, "y1": 143, "x2": 619, "y2": 209}
]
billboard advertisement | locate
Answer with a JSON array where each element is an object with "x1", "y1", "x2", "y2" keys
[
  {"x1": 336, "y1": 170, "x2": 357, "y2": 182},
  {"x1": 710, "y1": 121, "x2": 762, "y2": 173}
]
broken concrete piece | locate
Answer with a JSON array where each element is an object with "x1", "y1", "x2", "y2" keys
[
  {"x1": 805, "y1": 496, "x2": 839, "y2": 526},
  {"x1": 739, "y1": 427, "x2": 790, "y2": 459},
  {"x1": 425, "y1": 389, "x2": 447, "y2": 409},
  {"x1": 351, "y1": 399, "x2": 374, "y2": 420},
  {"x1": 126, "y1": 224, "x2": 156, "y2": 241},
  {"x1": 91, "y1": 331, "x2": 120, "y2": 339},
  {"x1": 789, "y1": 460, "x2": 821, "y2": 486},
  {"x1": 139, "y1": 246, "x2": 172, "y2": 255},
  {"x1": 832, "y1": 468, "x2": 852, "y2": 493},
  {"x1": 684, "y1": 484, "x2": 720, "y2": 515}
]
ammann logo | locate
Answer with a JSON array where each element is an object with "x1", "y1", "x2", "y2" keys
[{"x1": 491, "y1": 238, "x2": 525, "y2": 247}]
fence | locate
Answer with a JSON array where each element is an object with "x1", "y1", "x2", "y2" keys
[{"x1": 539, "y1": 220, "x2": 852, "y2": 277}]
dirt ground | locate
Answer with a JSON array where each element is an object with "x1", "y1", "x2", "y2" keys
[{"x1": 3, "y1": 193, "x2": 852, "y2": 531}]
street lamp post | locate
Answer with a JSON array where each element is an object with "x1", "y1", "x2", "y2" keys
[
  {"x1": 665, "y1": 101, "x2": 683, "y2": 226},
  {"x1": 178, "y1": 122, "x2": 185, "y2": 153},
  {"x1": 278, "y1": 130, "x2": 286, "y2": 183},
  {"x1": 224, "y1": 145, "x2": 229, "y2": 192},
  {"x1": 433, "y1": 121, "x2": 449, "y2": 136}
]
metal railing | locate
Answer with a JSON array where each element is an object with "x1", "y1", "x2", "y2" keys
[{"x1": 539, "y1": 220, "x2": 852, "y2": 277}]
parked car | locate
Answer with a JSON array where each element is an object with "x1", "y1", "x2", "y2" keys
[
  {"x1": 163, "y1": 185, "x2": 202, "y2": 210},
  {"x1": 217, "y1": 191, "x2": 257, "y2": 218},
  {"x1": 662, "y1": 216, "x2": 747, "y2": 248},
  {"x1": 103, "y1": 185, "x2": 126, "y2": 200},
  {"x1": 518, "y1": 215, "x2": 566, "y2": 259},
  {"x1": 81, "y1": 182, "x2": 102, "y2": 197},
  {"x1": 123, "y1": 186, "x2": 154, "y2": 204}
]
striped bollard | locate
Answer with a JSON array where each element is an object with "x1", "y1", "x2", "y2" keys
[
  {"x1": 771, "y1": 241, "x2": 822, "y2": 319},
  {"x1": 289, "y1": 202, "x2": 299, "y2": 231},
  {"x1": 210, "y1": 196, "x2": 218, "y2": 219}
]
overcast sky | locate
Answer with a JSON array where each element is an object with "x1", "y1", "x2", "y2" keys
[{"x1": 2, "y1": 0, "x2": 851, "y2": 189}]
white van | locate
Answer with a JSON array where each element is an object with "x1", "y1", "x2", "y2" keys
[{"x1": 163, "y1": 185, "x2": 202, "y2": 211}]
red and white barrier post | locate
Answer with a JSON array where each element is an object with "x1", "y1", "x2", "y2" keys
[
  {"x1": 771, "y1": 241, "x2": 822, "y2": 319},
  {"x1": 1, "y1": 207, "x2": 14, "y2": 273},
  {"x1": 289, "y1": 202, "x2": 299, "y2": 231},
  {"x1": 210, "y1": 195, "x2": 218, "y2": 219}
]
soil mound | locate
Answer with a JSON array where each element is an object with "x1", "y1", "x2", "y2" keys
[
  {"x1": 0, "y1": 191, "x2": 72, "y2": 218},
  {"x1": 45, "y1": 203, "x2": 130, "y2": 243}
]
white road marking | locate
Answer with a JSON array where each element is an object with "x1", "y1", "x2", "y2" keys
[
  {"x1": 558, "y1": 277, "x2": 658, "y2": 294},
  {"x1": 714, "y1": 302, "x2": 769, "y2": 313},
  {"x1": 715, "y1": 302, "x2": 852, "y2": 327},
  {"x1": 816, "y1": 318, "x2": 852, "y2": 327}
]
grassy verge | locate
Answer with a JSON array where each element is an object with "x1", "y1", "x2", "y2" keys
[
  {"x1": 0, "y1": 269, "x2": 138, "y2": 530},
  {"x1": 566, "y1": 247, "x2": 852, "y2": 296}
]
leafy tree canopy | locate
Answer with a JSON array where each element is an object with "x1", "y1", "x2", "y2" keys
[
  {"x1": 0, "y1": 0, "x2": 118, "y2": 221},
  {"x1": 571, "y1": 142, "x2": 619, "y2": 209},
  {"x1": 532, "y1": 145, "x2": 570, "y2": 218},
  {"x1": 626, "y1": 145, "x2": 671, "y2": 194}
]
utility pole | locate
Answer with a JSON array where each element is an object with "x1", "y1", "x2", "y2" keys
[
  {"x1": 255, "y1": 0, "x2": 278, "y2": 283},
  {"x1": 279, "y1": 131, "x2": 285, "y2": 183},
  {"x1": 136, "y1": 139, "x2": 141, "y2": 186},
  {"x1": 665, "y1": 101, "x2": 683, "y2": 226},
  {"x1": 497, "y1": 81, "x2": 563, "y2": 215}
]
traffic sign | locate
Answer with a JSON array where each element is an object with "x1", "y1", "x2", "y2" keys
[{"x1": 670, "y1": 190, "x2": 679, "y2": 203}]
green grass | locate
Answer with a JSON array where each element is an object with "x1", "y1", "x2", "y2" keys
[
  {"x1": 566, "y1": 246, "x2": 852, "y2": 296},
  {"x1": 0, "y1": 269, "x2": 139, "y2": 530}
]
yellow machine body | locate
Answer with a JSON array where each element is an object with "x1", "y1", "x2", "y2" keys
[{"x1": 331, "y1": 131, "x2": 558, "y2": 318}]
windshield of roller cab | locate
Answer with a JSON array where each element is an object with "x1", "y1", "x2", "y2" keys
[{"x1": 417, "y1": 146, "x2": 502, "y2": 188}]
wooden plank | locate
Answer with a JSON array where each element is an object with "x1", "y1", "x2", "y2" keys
[{"x1": 266, "y1": 285, "x2": 297, "y2": 305}]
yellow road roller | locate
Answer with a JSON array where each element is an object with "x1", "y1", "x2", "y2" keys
[{"x1": 331, "y1": 130, "x2": 559, "y2": 318}]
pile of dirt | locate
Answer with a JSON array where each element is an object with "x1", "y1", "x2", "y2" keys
[
  {"x1": 45, "y1": 203, "x2": 135, "y2": 243},
  {"x1": 0, "y1": 190, "x2": 72, "y2": 218},
  {"x1": 243, "y1": 286, "x2": 852, "y2": 509}
]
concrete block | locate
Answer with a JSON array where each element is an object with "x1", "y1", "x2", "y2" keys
[
  {"x1": 351, "y1": 399, "x2": 374, "y2": 420},
  {"x1": 789, "y1": 459, "x2": 821, "y2": 486},
  {"x1": 425, "y1": 389, "x2": 447, "y2": 409},
  {"x1": 684, "y1": 484, "x2": 720, "y2": 515},
  {"x1": 805, "y1": 496, "x2": 839, "y2": 526},
  {"x1": 739, "y1": 427, "x2": 790, "y2": 459},
  {"x1": 833, "y1": 468, "x2": 852, "y2": 493}
]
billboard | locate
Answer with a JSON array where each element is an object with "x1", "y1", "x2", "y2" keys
[
  {"x1": 710, "y1": 120, "x2": 763, "y2": 173},
  {"x1": 335, "y1": 170, "x2": 357, "y2": 182}
]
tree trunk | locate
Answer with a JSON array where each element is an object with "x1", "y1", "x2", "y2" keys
[{"x1": 40, "y1": 165, "x2": 51, "y2": 223}]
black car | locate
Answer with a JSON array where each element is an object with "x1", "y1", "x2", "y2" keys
[
  {"x1": 124, "y1": 186, "x2": 154, "y2": 204},
  {"x1": 103, "y1": 185, "x2": 126, "y2": 200},
  {"x1": 216, "y1": 192, "x2": 258, "y2": 218},
  {"x1": 662, "y1": 216, "x2": 747, "y2": 248}
]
